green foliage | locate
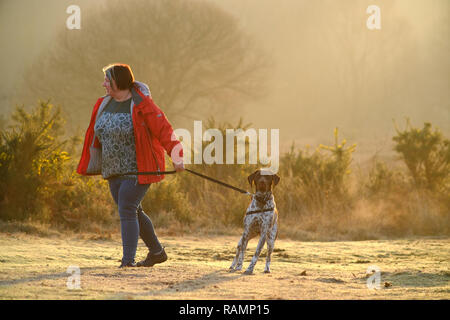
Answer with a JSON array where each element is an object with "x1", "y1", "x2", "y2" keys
[
  {"x1": 280, "y1": 128, "x2": 356, "y2": 216},
  {"x1": 365, "y1": 160, "x2": 406, "y2": 197},
  {"x1": 142, "y1": 174, "x2": 194, "y2": 226},
  {"x1": 50, "y1": 173, "x2": 115, "y2": 230},
  {"x1": 0, "y1": 101, "x2": 69, "y2": 220},
  {"x1": 0, "y1": 101, "x2": 115, "y2": 230},
  {"x1": 393, "y1": 119, "x2": 449, "y2": 193}
]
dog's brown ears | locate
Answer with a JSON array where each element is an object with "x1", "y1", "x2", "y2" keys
[
  {"x1": 248, "y1": 170, "x2": 280, "y2": 188},
  {"x1": 248, "y1": 170, "x2": 259, "y2": 187},
  {"x1": 272, "y1": 174, "x2": 280, "y2": 187}
]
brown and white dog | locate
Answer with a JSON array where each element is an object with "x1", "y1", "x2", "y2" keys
[{"x1": 229, "y1": 169, "x2": 280, "y2": 274}]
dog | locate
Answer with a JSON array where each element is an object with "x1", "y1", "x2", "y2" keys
[{"x1": 229, "y1": 169, "x2": 280, "y2": 274}]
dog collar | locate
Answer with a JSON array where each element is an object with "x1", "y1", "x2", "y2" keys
[{"x1": 245, "y1": 207, "x2": 275, "y2": 215}]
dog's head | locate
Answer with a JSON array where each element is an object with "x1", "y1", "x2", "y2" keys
[{"x1": 248, "y1": 169, "x2": 280, "y2": 193}]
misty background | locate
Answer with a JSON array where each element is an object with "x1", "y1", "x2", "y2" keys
[{"x1": 0, "y1": 0, "x2": 448, "y2": 164}]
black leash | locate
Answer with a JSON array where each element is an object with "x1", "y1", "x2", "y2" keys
[
  {"x1": 184, "y1": 168, "x2": 251, "y2": 195},
  {"x1": 121, "y1": 168, "x2": 252, "y2": 196},
  {"x1": 127, "y1": 170, "x2": 177, "y2": 175}
]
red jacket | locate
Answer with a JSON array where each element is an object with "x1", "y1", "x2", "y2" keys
[{"x1": 77, "y1": 82, "x2": 183, "y2": 184}]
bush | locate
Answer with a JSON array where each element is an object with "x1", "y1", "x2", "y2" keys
[
  {"x1": 393, "y1": 119, "x2": 449, "y2": 193},
  {"x1": 141, "y1": 173, "x2": 194, "y2": 227},
  {"x1": 50, "y1": 173, "x2": 115, "y2": 231},
  {"x1": 279, "y1": 128, "x2": 356, "y2": 217},
  {"x1": 0, "y1": 101, "x2": 69, "y2": 220},
  {"x1": 364, "y1": 160, "x2": 407, "y2": 198},
  {"x1": 0, "y1": 101, "x2": 115, "y2": 231},
  {"x1": 358, "y1": 127, "x2": 449, "y2": 238}
]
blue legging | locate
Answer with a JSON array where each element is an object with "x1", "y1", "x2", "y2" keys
[{"x1": 108, "y1": 176, "x2": 163, "y2": 264}]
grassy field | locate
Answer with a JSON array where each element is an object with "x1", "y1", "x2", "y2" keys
[{"x1": 0, "y1": 232, "x2": 448, "y2": 300}]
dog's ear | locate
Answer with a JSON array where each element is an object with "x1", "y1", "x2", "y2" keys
[
  {"x1": 272, "y1": 174, "x2": 280, "y2": 187},
  {"x1": 248, "y1": 170, "x2": 259, "y2": 187}
]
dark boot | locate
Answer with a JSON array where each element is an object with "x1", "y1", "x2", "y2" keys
[
  {"x1": 119, "y1": 260, "x2": 137, "y2": 268},
  {"x1": 137, "y1": 248, "x2": 167, "y2": 267}
]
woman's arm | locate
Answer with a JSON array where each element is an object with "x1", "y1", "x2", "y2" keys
[{"x1": 142, "y1": 98, "x2": 184, "y2": 169}]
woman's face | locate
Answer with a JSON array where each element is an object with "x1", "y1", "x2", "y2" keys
[{"x1": 102, "y1": 75, "x2": 117, "y2": 95}]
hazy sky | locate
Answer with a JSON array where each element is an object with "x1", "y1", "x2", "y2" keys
[
  {"x1": 212, "y1": 0, "x2": 449, "y2": 137},
  {"x1": 1, "y1": 0, "x2": 448, "y2": 161}
]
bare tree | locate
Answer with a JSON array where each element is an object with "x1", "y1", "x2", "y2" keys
[{"x1": 18, "y1": 0, "x2": 270, "y2": 133}]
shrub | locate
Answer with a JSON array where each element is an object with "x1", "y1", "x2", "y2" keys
[
  {"x1": 0, "y1": 101, "x2": 115, "y2": 231},
  {"x1": 0, "y1": 101, "x2": 70, "y2": 220},
  {"x1": 393, "y1": 119, "x2": 449, "y2": 193},
  {"x1": 364, "y1": 160, "x2": 407, "y2": 197},
  {"x1": 279, "y1": 128, "x2": 356, "y2": 217},
  {"x1": 141, "y1": 173, "x2": 194, "y2": 227}
]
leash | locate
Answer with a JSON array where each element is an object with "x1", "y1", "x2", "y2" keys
[
  {"x1": 120, "y1": 168, "x2": 252, "y2": 196},
  {"x1": 184, "y1": 168, "x2": 252, "y2": 195}
]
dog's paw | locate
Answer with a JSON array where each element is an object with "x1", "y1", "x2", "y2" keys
[
  {"x1": 264, "y1": 269, "x2": 271, "y2": 274},
  {"x1": 243, "y1": 270, "x2": 254, "y2": 275}
]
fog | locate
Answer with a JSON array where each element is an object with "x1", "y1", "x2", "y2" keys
[
  {"x1": 212, "y1": 0, "x2": 449, "y2": 150},
  {"x1": 1, "y1": 0, "x2": 448, "y2": 159}
]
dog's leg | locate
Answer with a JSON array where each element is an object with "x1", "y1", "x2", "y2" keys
[
  {"x1": 244, "y1": 232, "x2": 267, "y2": 275},
  {"x1": 235, "y1": 233, "x2": 250, "y2": 271},
  {"x1": 264, "y1": 221, "x2": 277, "y2": 273},
  {"x1": 229, "y1": 234, "x2": 246, "y2": 271}
]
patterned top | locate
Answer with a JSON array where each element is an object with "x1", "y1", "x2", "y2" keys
[{"x1": 94, "y1": 97, "x2": 138, "y2": 179}]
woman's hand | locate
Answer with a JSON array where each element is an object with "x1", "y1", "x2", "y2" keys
[{"x1": 173, "y1": 161, "x2": 185, "y2": 172}]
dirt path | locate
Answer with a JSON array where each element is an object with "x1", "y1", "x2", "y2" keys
[{"x1": 0, "y1": 233, "x2": 448, "y2": 299}]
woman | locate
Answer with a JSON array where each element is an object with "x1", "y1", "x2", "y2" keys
[{"x1": 77, "y1": 63, "x2": 184, "y2": 268}]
